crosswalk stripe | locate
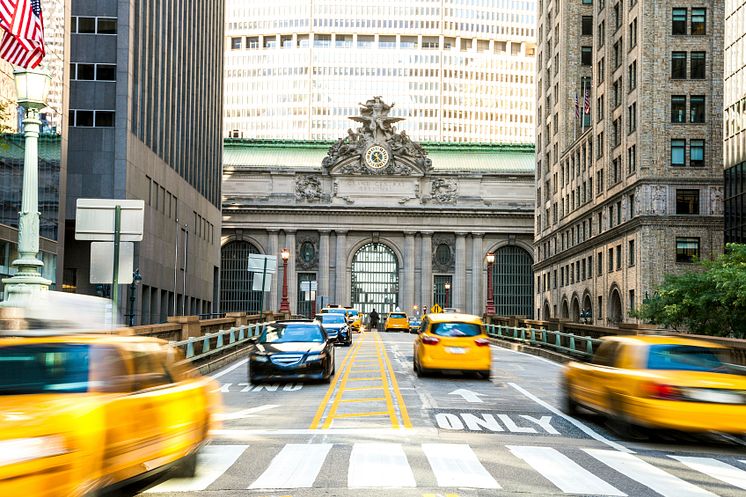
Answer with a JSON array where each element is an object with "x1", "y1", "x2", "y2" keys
[
  {"x1": 249, "y1": 443, "x2": 332, "y2": 489},
  {"x1": 348, "y1": 443, "x2": 416, "y2": 488},
  {"x1": 584, "y1": 449, "x2": 719, "y2": 497},
  {"x1": 508, "y1": 446, "x2": 626, "y2": 495},
  {"x1": 422, "y1": 443, "x2": 500, "y2": 489},
  {"x1": 144, "y1": 444, "x2": 248, "y2": 493},
  {"x1": 670, "y1": 456, "x2": 746, "y2": 491}
]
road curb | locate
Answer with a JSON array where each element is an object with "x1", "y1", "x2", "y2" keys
[{"x1": 488, "y1": 337, "x2": 574, "y2": 364}]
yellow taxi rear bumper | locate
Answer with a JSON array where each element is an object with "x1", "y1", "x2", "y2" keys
[
  {"x1": 625, "y1": 397, "x2": 746, "y2": 434},
  {"x1": 419, "y1": 350, "x2": 491, "y2": 372}
]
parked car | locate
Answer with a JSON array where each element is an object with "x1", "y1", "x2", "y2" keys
[
  {"x1": 248, "y1": 320, "x2": 335, "y2": 383},
  {"x1": 562, "y1": 335, "x2": 746, "y2": 436},
  {"x1": 0, "y1": 333, "x2": 220, "y2": 497},
  {"x1": 408, "y1": 316, "x2": 422, "y2": 333},
  {"x1": 413, "y1": 313, "x2": 491, "y2": 379},
  {"x1": 315, "y1": 313, "x2": 352, "y2": 345},
  {"x1": 384, "y1": 312, "x2": 409, "y2": 332}
]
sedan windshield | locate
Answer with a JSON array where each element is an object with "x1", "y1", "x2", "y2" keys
[
  {"x1": 0, "y1": 344, "x2": 91, "y2": 394},
  {"x1": 431, "y1": 322, "x2": 482, "y2": 337},
  {"x1": 646, "y1": 345, "x2": 731, "y2": 372},
  {"x1": 260, "y1": 324, "x2": 325, "y2": 343},
  {"x1": 319, "y1": 314, "x2": 345, "y2": 324}
]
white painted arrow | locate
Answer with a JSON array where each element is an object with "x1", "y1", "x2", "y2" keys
[
  {"x1": 448, "y1": 389, "x2": 486, "y2": 403},
  {"x1": 216, "y1": 404, "x2": 279, "y2": 421}
]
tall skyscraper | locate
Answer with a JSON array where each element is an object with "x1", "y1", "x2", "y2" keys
[
  {"x1": 224, "y1": 0, "x2": 536, "y2": 144},
  {"x1": 64, "y1": 0, "x2": 224, "y2": 324},
  {"x1": 725, "y1": 0, "x2": 745, "y2": 243},
  {"x1": 533, "y1": 1, "x2": 724, "y2": 325}
]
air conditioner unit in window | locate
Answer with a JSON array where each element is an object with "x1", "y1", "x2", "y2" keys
[{"x1": 230, "y1": 130, "x2": 241, "y2": 138}]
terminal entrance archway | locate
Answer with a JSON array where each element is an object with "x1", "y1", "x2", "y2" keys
[{"x1": 350, "y1": 242, "x2": 399, "y2": 314}]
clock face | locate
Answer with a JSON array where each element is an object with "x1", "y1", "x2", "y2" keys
[{"x1": 364, "y1": 145, "x2": 389, "y2": 169}]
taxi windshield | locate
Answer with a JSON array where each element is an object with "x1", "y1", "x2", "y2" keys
[
  {"x1": 431, "y1": 322, "x2": 481, "y2": 337},
  {"x1": 646, "y1": 345, "x2": 732, "y2": 372},
  {"x1": 389, "y1": 313, "x2": 406, "y2": 319},
  {"x1": 319, "y1": 314, "x2": 345, "y2": 324},
  {"x1": 0, "y1": 344, "x2": 91, "y2": 394},
  {"x1": 260, "y1": 324, "x2": 325, "y2": 343}
]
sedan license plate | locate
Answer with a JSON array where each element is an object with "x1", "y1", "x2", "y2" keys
[
  {"x1": 687, "y1": 389, "x2": 743, "y2": 404},
  {"x1": 445, "y1": 347, "x2": 466, "y2": 354}
]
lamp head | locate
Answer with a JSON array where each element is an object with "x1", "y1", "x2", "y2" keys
[
  {"x1": 444, "y1": 282, "x2": 451, "y2": 290},
  {"x1": 281, "y1": 247, "x2": 290, "y2": 261},
  {"x1": 486, "y1": 252, "x2": 495, "y2": 264},
  {"x1": 14, "y1": 68, "x2": 51, "y2": 109}
]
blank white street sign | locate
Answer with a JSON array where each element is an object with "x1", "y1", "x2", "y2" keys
[
  {"x1": 248, "y1": 254, "x2": 277, "y2": 274},
  {"x1": 252, "y1": 272, "x2": 272, "y2": 292},
  {"x1": 90, "y1": 242, "x2": 134, "y2": 284},
  {"x1": 75, "y1": 199, "x2": 145, "y2": 241}
]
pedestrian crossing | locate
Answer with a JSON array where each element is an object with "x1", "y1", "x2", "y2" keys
[{"x1": 145, "y1": 442, "x2": 746, "y2": 495}]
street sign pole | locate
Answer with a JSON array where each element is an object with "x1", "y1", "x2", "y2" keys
[
  {"x1": 258, "y1": 257, "x2": 268, "y2": 320},
  {"x1": 111, "y1": 205, "x2": 121, "y2": 324}
]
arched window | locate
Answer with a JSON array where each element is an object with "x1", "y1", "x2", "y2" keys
[
  {"x1": 351, "y1": 243, "x2": 399, "y2": 314},
  {"x1": 220, "y1": 240, "x2": 262, "y2": 313},
  {"x1": 492, "y1": 245, "x2": 534, "y2": 318}
]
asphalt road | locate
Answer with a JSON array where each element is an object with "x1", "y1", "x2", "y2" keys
[{"x1": 141, "y1": 331, "x2": 746, "y2": 497}]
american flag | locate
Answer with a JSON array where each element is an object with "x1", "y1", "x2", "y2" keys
[
  {"x1": 0, "y1": 0, "x2": 45, "y2": 69},
  {"x1": 583, "y1": 85, "x2": 591, "y2": 115},
  {"x1": 574, "y1": 92, "x2": 580, "y2": 119}
]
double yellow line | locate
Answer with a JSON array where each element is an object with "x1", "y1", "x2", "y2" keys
[{"x1": 309, "y1": 332, "x2": 411, "y2": 429}]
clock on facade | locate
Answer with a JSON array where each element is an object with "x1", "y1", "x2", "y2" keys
[{"x1": 364, "y1": 144, "x2": 389, "y2": 169}]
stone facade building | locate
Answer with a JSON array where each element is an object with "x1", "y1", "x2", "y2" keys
[
  {"x1": 534, "y1": 1, "x2": 724, "y2": 324},
  {"x1": 725, "y1": 0, "x2": 746, "y2": 243},
  {"x1": 222, "y1": 99, "x2": 536, "y2": 317}
]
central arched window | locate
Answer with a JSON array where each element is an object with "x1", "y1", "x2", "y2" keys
[
  {"x1": 351, "y1": 243, "x2": 399, "y2": 314},
  {"x1": 492, "y1": 245, "x2": 534, "y2": 318},
  {"x1": 220, "y1": 240, "x2": 262, "y2": 313}
]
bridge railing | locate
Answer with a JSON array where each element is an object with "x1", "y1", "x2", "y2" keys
[
  {"x1": 171, "y1": 322, "x2": 268, "y2": 367},
  {"x1": 485, "y1": 324, "x2": 602, "y2": 359}
]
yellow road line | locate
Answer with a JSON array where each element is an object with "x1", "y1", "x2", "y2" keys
[
  {"x1": 347, "y1": 377, "x2": 382, "y2": 382},
  {"x1": 333, "y1": 411, "x2": 390, "y2": 419},
  {"x1": 309, "y1": 337, "x2": 363, "y2": 429},
  {"x1": 321, "y1": 338, "x2": 369, "y2": 428},
  {"x1": 350, "y1": 369, "x2": 380, "y2": 373},
  {"x1": 345, "y1": 386, "x2": 384, "y2": 391},
  {"x1": 340, "y1": 397, "x2": 386, "y2": 403},
  {"x1": 375, "y1": 334, "x2": 399, "y2": 428},
  {"x1": 377, "y1": 331, "x2": 413, "y2": 428}
]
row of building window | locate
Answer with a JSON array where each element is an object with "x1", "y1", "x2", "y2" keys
[
  {"x1": 70, "y1": 63, "x2": 116, "y2": 81},
  {"x1": 671, "y1": 52, "x2": 707, "y2": 80},
  {"x1": 672, "y1": 8, "x2": 707, "y2": 36},
  {"x1": 71, "y1": 16, "x2": 117, "y2": 35},
  {"x1": 671, "y1": 139, "x2": 705, "y2": 167},
  {"x1": 671, "y1": 95, "x2": 706, "y2": 123},
  {"x1": 68, "y1": 109, "x2": 114, "y2": 127}
]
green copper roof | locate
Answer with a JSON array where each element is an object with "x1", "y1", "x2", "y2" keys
[{"x1": 223, "y1": 139, "x2": 535, "y2": 174}]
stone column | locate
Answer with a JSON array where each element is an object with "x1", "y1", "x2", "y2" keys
[
  {"x1": 471, "y1": 233, "x2": 484, "y2": 315},
  {"x1": 455, "y1": 232, "x2": 467, "y2": 311},
  {"x1": 335, "y1": 230, "x2": 347, "y2": 305},
  {"x1": 267, "y1": 229, "x2": 279, "y2": 311},
  {"x1": 318, "y1": 230, "x2": 331, "y2": 308},
  {"x1": 404, "y1": 232, "x2": 416, "y2": 313},
  {"x1": 420, "y1": 231, "x2": 433, "y2": 310},
  {"x1": 285, "y1": 229, "x2": 297, "y2": 314}
]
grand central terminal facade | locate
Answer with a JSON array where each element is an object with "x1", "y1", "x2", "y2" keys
[{"x1": 221, "y1": 98, "x2": 536, "y2": 317}]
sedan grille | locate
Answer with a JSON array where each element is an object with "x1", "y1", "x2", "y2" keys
[{"x1": 270, "y1": 353, "x2": 304, "y2": 366}]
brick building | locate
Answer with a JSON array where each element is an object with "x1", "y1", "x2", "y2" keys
[{"x1": 533, "y1": 0, "x2": 724, "y2": 325}]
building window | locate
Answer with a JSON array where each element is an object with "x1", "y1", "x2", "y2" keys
[
  {"x1": 690, "y1": 52, "x2": 706, "y2": 79},
  {"x1": 583, "y1": 0, "x2": 593, "y2": 4},
  {"x1": 97, "y1": 18, "x2": 117, "y2": 34},
  {"x1": 597, "y1": 251, "x2": 603, "y2": 276},
  {"x1": 676, "y1": 189, "x2": 700, "y2": 215},
  {"x1": 597, "y1": 296, "x2": 603, "y2": 320},
  {"x1": 76, "y1": 63, "x2": 95, "y2": 80},
  {"x1": 676, "y1": 238, "x2": 700, "y2": 263},
  {"x1": 690, "y1": 95, "x2": 705, "y2": 123},
  {"x1": 691, "y1": 8, "x2": 706, "y2": 35},
  {"x1": 597, "y1": 57, "x2": 605, "y2": 83},
  {"x1": 581, "y1": 46, "x2": 593, "y2": 66},
  {"x1": 247, "y1": 36, "x2": 259, "y2": 49},
  {"x1": 628, "y1": 60, "x2": 637, "y2": 90},
  {"x1": 608, "y1": 248, "x2": 614, "y2": 272},
  {"x1": 671, "y1": 95, "x2": 686, "y2": 123},
  {"x1": 615, "y1": 245, "x2": 622, "y2": 270},
  {"x1": 629, "y1": 18, "x2": 637, "y2": 47},
  {"x1": 582, "y1": 16, "x2": 593, "y2": 36},
  {"x1": 628, "y1": 239, "x2": 635, "y2": 266},
  {"x1": 94, "y1": 111, "x2": 115, "y2": 127},
  {"x1": 627, "y1": 102, "x2": 636, "y2": 133},
  {"x1": 613, "y1": 40, "x2": 622, "y2": 69},
  {"x1": 231, "y1": 37, "x2": 241, "y2": 50},
  {"x1": 629, "y1": 290, "x2": 636, "y2": 312},
  {"x1": 671, "y1": 52, "x2": 687, "y2": 79},
  {"x1": 627, "y1": 145, "x2": 636, "y2": 173},
  {"x1": 95, "y1": 64, "x2": 116, "y2": 81},
  {"x1": 75, "y1": 17, "x2": 95, "y2": 33},
  {"x1": 672, "y1": 8, "x2": 687, "y2": 35},
  {"x1": 671, "y1": 139, "x2": 686, "y2": 166},
  {"x1": 690, "y1": 139, "x2": 704, "y2": 167},
  {"x1": 598, "y1": 20, "x2": 606, "y2": 46}
]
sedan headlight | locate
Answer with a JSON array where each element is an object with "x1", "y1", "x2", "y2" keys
[
  {"x1": 251, "y1": 354, "x2": 269, "y2": 362},
  {"x1": 0, "y1": 436, "x2": 68, "y2": 467},
  {"x1": 307, "y1": 352, "x2": 327, "y2": 361}
]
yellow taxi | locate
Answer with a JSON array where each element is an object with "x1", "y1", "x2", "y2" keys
[
  {"x1": 413, "y1": 313, "x2": 491, "y2": 378},
  {"x1": 562, "y1": 335, "x2": 746, "y2": 435},
  {"x1": 345, "y1": 309, "x2": 362, "y2": 331},
  {"x1": 384, "y1": 312, "x2": 409, "y2": 332},
  {"x1": 0, "y1": 334, "x2": 221, "y2": 497}
]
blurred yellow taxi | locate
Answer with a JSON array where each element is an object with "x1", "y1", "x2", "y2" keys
[
  {"x1": 384, "y1": 312, "x2": 409, "y2": 332},
  {"x1": 413, "y1": 313, "x2": 491, "y2": 378},
  {"x1": 0, "y1": 334, "x2": 221, "y2": 497},
  {"x1": 346, "y1": 309, "x2": 362, "y2": 331},
  {"x1": 563, "y1": 335, "x2": 746, "y2": 435}
]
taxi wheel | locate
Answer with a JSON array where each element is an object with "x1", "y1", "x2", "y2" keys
[
  {"x1": 560, "y1": 382, "x2": 579, "y2": 415},
  {"x1": 172, "y1": 451, "x2": 198, "y2": 478},
  {"x1": 607, "y1": 393, "x2": 647, "y2": 440},
  {"x1": 478, "y1": 370, "x2": 491, "y2": 380}
]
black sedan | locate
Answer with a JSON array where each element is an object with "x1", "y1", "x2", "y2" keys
[
  {"x1": 248, "y1": 320, "x2": 335, "y2": 383},
  {"x1": 315, "y1": 313, "x2": 352, "y2": 346}
]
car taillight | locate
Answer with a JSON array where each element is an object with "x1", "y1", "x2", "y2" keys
[
  {"x1": 643, "y1": 382, "x2": 683, "y2": 400},
  {"x1": 421, "y1": 335, "x2": 440, "y2": 345},
  {"x1": 474, "y1": 338, "x2": 490, "y2": 347}
]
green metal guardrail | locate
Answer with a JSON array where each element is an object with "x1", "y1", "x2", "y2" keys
[
  {"x1": 485, "y1": 324, "x2": 602, "y2": 359},
  {"x1": 171, "y1": 322, "x2": 268, "y2": 365}
]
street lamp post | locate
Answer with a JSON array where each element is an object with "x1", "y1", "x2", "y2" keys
[
  {"x1": 444, "y1": 282, "x2": 451, "y2": 308},
  {"x1": 1, "y1": 68, "x2": 52, "y2": 307},
  {"x1": 279, "y1": 247, "x2": 290, "y2": 314},
  {"x1": 485, "y1": 252, "x2": 496, "y2": 315}
]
